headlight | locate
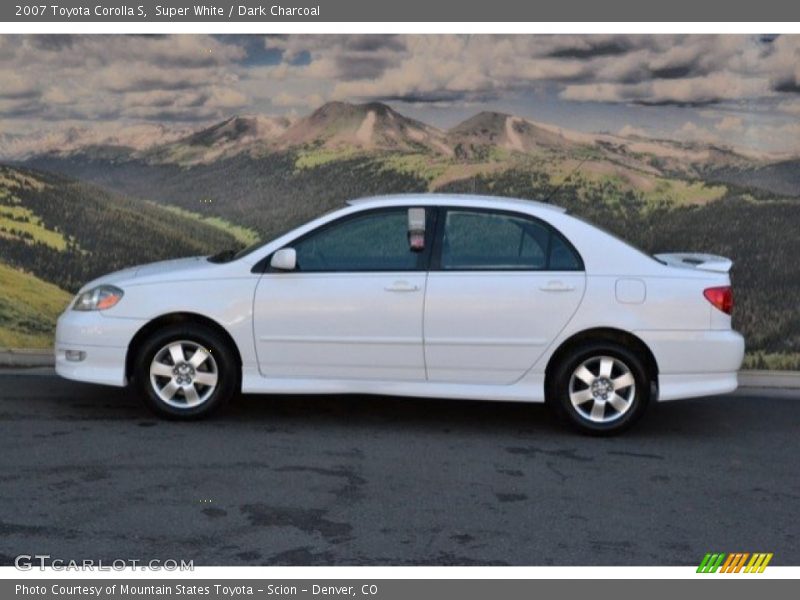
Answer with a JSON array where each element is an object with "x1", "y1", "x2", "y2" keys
[{"x1": 72, "y1": 285, "x2": 124, "y2": 311}]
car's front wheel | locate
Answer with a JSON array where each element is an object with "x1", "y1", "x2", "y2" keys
[
  {"x1": 133, "y1": 324, "x2": 238, "y2": 419},
  {"x1": 549, "y1": 341, "x2": 651, "y2": 435}
]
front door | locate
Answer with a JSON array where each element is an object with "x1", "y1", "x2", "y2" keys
[{"x1": 253, "y1": 207, "x2": 430, "y2": 381}]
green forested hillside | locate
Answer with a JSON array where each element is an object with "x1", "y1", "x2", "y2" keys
[
  {"x1": 0, "y1": 164, "x2": 246, "y2": 347},
  {"x1": 0, "y1": 164, "x2": 242, "y2": 293},
  {"x1": 26, "y1": 146, "x2": 737, "y2": 242},
  {"x1": 27, "y1": 152, "x2": 430, "y2": 241},
  {"x1": 0, "y1": 261, "x2": 72, "y2": 348},
  {"x1": 706, "y1": 160, "x2": 800, "y2": 198}
]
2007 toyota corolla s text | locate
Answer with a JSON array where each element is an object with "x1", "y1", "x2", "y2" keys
[{"x1": 55, "y1": 194, "x2": 745, "y2": 434}]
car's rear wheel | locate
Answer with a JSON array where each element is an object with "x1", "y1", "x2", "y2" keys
[
  {"x1": 133, "y1": 324, "x2": 238, "y2": 419},
  {"x1": 548, "y1": 341, "x2": 651, "y2": 435}
]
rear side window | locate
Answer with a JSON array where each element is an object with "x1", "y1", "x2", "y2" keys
[
  {"x1": 439, "y1": 209, "x2": 582, "y2": 271},
  {"x1": 549, "y1": 232, "x2": 582, "y2": 270}
]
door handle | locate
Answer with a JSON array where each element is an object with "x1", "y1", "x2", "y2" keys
[
  {"x1": 539, "y1": 281, "x2": 575, "y2": 292},
  {"x1": 385, "y1": 281, "x2": 420, "y2": 292}
]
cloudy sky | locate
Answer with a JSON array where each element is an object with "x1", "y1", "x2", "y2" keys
[{"x1": 2, "y1": 34, "x2": 800, "y2": 154}]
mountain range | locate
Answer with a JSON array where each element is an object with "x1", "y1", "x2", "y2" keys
[
  {"x1": 9, "y1": 100, "x2": 796, "y2": 202},
  {"x1": 0, "y1": 101, "x2": 777, "y2": 170}
]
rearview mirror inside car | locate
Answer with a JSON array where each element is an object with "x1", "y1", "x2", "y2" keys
[{"x1": 407, "y1": 207, "x2": 426, "y2": 251}]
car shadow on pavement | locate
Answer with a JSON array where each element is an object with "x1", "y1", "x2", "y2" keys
[{"x1": 1, "y1": 371, "x2": 795, "y2": 441}]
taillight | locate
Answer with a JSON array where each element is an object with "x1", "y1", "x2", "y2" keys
[{"x1": 704, "y1": 286, "x2": 733, "y2": 315}]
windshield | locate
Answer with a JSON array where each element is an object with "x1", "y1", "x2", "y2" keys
[
  {"x1": 233, "y1": 240, "x2": 266, "y2": 260},
  {"x1": 206, "y1": 214, "x2": 323, "y2": 264}
]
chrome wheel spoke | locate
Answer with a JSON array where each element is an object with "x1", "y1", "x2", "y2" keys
[
  {"x1": 599, "y1": 357, "x2": 614, "y2": 379},
  {"x1": 168, "y1": 343, "x2": 185, "y2": 365},
  {"x1": 574, "y1": 365, "x2": 595, "y2": 386},
  {"x1": 150, "y1": 361, "x2": 173, "y2": 378},
  {"x1": 193, "y1": 371, "x2": 218, "y2": 387},
  {"x1": 607, "y1": 393, "x2": 630, "y2": 413},
  {"x1": 569, "y1": 388, "x2": 594, "y2": 405},
  {"x1": 590, "y1": 399, "x2": 606, "y2": 421},
  {"x1": 160, "y1": 379, "x2": 180, "y2": 400},
  {"x1": 612, "y1": 372, "x2": 635, "y2": 390},
  {"x1": 183, "y1": 384, "x2": 200, "y2": 406},
  {"x1": 189, "y1": 348, "x2": 210, "y2": 368}
]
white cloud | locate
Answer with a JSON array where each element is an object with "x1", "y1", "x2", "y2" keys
[
  {"x1": 0, "y1": 70, "x2": 38, "y2": 99},
  {"x1": 0, "y1": 35, "x2": 250, "y2": 124},
  {"x1": 41, "y1": 87, "x2": 72, "y2": 105},
  {"x1": 777, "y1": 99, "x2": 800, "y2": 115},
  {"x1": 4, "y1": 34, "x2": 800, "y2": 154},
  {"x1": 271, "y1": 91, "x2": 325, "y2": 108},
  {"x1": 266, "y1": 35, "x2": 798, "y2": 109},
  {"x1": 561, "y1": 73, "x2": 770, "y2": 105},
  {"x1": 205, "y1": 86, "x2": 249, "y2": 109},
  {"x1": 675, "y1": 121, "x2": 720, "y2": 143},
  {"x1": 715, "y1": 116, "x2": 745, "y2": 132},
  {"x1": 0, "y1": 121, "x2": 192, "y2": 158},
  {"x1": 618, "y1": 124, "x2": 650, "y2": 138},
  {"x1": 4, "y1": 34, "x2": 800, "y2": 122}
]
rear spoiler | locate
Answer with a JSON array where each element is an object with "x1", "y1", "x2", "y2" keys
[{"x1": 654, "y1": 252, "x2": 733, "y2": 274}]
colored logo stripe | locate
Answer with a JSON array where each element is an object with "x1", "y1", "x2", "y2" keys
[
  {"x1": 745, "y1": 553, "x2": 773, "y2": 573},
  {"x1": 697, "y1": 552, "x2": 773, "y2": 573},
  {"x1": 720, "y1": 553, "x2": 749, "y2": 573},
  {"x1": 697, "y1": 553, "x2": 726, "y2": 573}
]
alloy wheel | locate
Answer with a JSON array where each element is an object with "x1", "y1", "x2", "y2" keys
[
  {"x1": 568, "y1": 355, "x2": 636, "y2": 424},
  {"x1": 149, "y1": 340, "x2": 219, "y2": 409}
]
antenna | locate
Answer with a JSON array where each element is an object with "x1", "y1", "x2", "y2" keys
[{"x1": 543, "y1": 156, "x2": 588, "y2": 204}]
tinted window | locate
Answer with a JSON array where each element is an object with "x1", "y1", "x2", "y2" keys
[
  {"x1": 548, "y1": 232, "x2": 582, "y2": 270},
  {"x1": 294, "y1": 209, "x2": 421, "y2": 272},
  {"x1": 440, "y1": 209, "x2": 582, "y2": 271}
]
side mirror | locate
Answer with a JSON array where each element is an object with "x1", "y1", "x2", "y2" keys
[{"x1": 270, "y1": 248, "x2": 297, "y2": 271}]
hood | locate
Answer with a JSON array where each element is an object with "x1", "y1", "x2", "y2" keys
[
  {"x1": 132, "y1": 256, "x2": 210, "y2": 278},
  {"x1": 78, "y1": 256, "x2": 209, "y2": 292}
]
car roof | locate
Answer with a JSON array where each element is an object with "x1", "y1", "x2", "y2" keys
[{"x1": 346, "y1": 193, "x2": 567, "y2": 213}]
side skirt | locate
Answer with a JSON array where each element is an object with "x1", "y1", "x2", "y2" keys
[{"x1": 241, "y1": 368, "x2": 546, "y2": 403}]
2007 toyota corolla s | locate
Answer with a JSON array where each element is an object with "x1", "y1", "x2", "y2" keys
[{"x1": 55, "y1": 194, "x2": 744, "y2": 434}]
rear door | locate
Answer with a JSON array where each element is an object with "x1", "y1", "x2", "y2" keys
[{"x1": 423, "y1": 207, "x2": 586, "y2": 384}]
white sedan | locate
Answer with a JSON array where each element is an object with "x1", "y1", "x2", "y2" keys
[{"x1": 55, "y1": 194, "x2": 744, "y2": 434}]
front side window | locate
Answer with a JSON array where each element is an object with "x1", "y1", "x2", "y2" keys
[
  {"x1": 293, "y1": 208, "x2": 425, "y2": 272},
  {"x1": 440, "y1": 209, "x2": 582, "y2": 271}
]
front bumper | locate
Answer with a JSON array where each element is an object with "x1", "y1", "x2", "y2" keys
[{"x1": 55, "y1": 310, "x2": 147, "y2": 387}]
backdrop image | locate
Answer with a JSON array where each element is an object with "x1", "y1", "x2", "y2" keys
[{"x1": 0, "y1": 34, "x2": 799, "y2": 368}]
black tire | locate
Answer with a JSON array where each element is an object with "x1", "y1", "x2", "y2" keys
[
  {"x1": 547, "y1": 341, "x2": 652, "y2": 435},
  {"x1": 132, "y1": 323, "x2": 239, "y2": 420}
]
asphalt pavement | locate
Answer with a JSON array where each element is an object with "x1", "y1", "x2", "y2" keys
[{"x1": 0, "y1": 369, "x2": 797, "y2": 566}]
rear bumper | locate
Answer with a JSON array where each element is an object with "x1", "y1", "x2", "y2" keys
[
  {"x1": 54, "y1": 310, "x2": 146, "y2": 387},
  {"x1": 634, "y1": 329, "x2": 745, "y2": 401},
  {"x1": 658, "y1": 371, "x2": 739, "y2": 401}
]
